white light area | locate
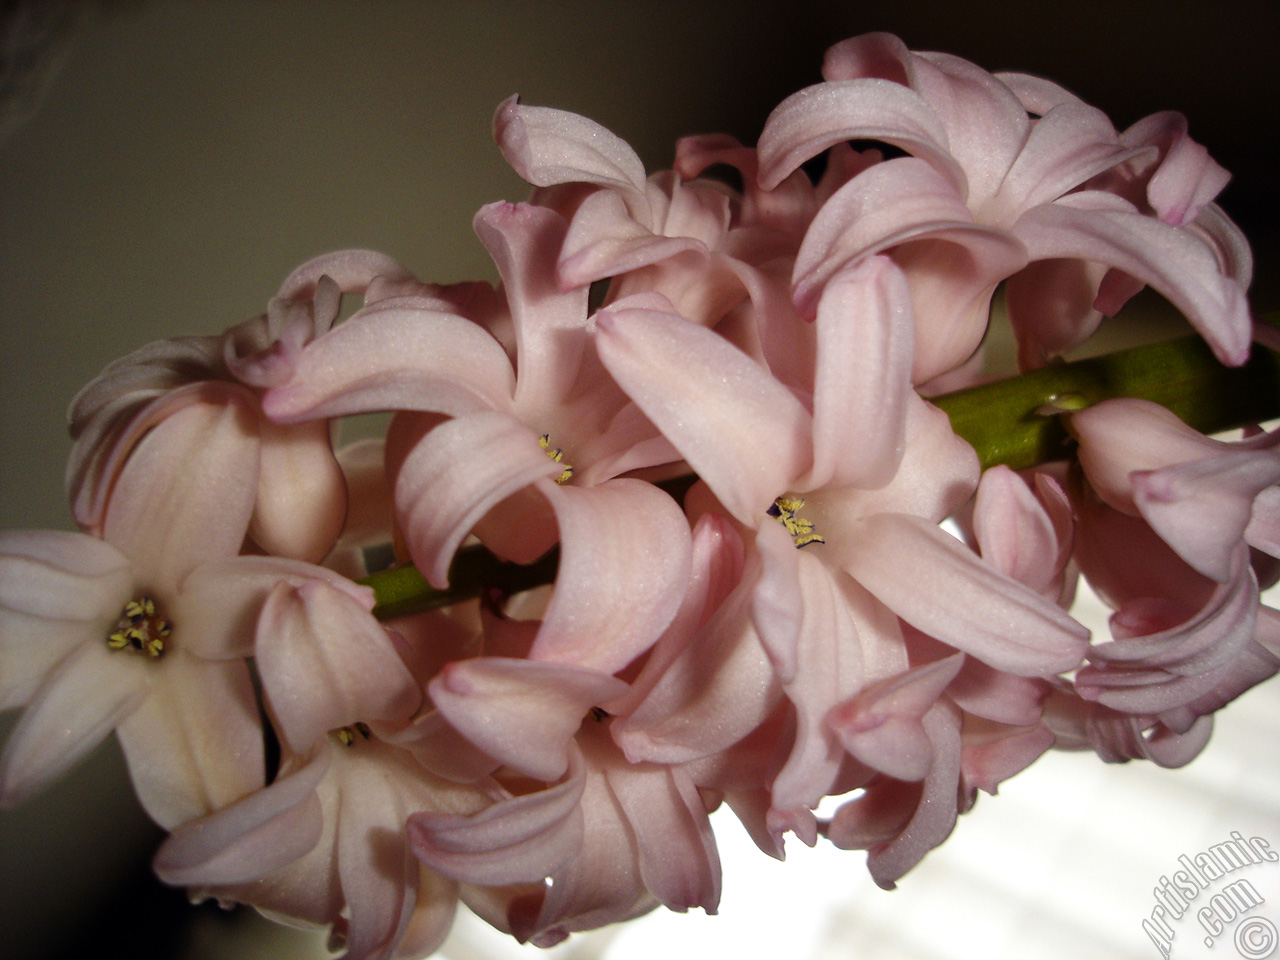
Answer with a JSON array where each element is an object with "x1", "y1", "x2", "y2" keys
[{"x1": 437, "y1": 578, "x2": 1280, "y2": 960}]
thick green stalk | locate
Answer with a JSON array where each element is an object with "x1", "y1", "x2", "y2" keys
[
  {"x1": 362, "y1": 325, "x2": 1280, "y2": 619},
  {"x1": 938, "y1": 332, "x2": 1280, "y2": 471}
]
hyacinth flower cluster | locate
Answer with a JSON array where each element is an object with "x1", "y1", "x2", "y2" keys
[{"x1": 1, "y1": 32, "x2": 1277, "y2": 958}]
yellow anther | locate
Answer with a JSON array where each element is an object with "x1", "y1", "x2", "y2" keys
[
  {"x1": 538, "y1": 434, "x2": 575, "y2": 484},
  {"x1": 106, "y1": 595, "x2": 171, "y2": 658},
  {"x1": 330, "y1": 722, "x2": 373, "y2": 747},
  {"x1": 768, "y1": 496, "x2": 826, "y2": 549}
]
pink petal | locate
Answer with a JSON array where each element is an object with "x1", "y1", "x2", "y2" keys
[
  {"x1": 993, "y1": 101, "x2": 1134, "y2": 218},
  {"x1": 0, "y1": 529, "x2": 132, "y2": 620},
  {"x1": 115, "y1": 654, "x2": 264, "y2": 829},
  {"x1": 257, "y1": 581, "x2": 422, "y2": 754},
  {"x1": 828, "y1": 654, "x2": 964, "y2": 781},
  {"x1": 603, "y1": 759, "x2": 721, "y2": 914},
  {"x1": 1188, "y1": 202, "x2": 1252, "y2": 287},
  {"x1": 0, "y1": 611, "x2": 106, "y2": 710},
  {"x1": 772, "y1": 563, "x2": 906, "y2": 819},
  {"x1": 814, "y1": 394, "x2": 979, "y2": 525},
  {"x1": 473, "y1": 202, "x2": 592, "y2": 414},
  {"x1": 821, "y1": 32, "x2": 917, "y2": 84},
  {"x1": 806, "y1": 256, "x2": 914, "y2": 490},
  {"x1": 1133, "y1": 452, "x2": 1280, "y2": 582},
  {"x1": 334, "y1": 750, "x2": 442, "y2": 960},
  {"x1": 827, "y1": 700, "x2": 962, "y2": 888},
  {"x1": 493, "y1": 96, "x2": 647, "y2": 196},
  {"x1": 947, "y1": 660, "x2": 1049, "y2": 726},
  {"x1": 757, "y1": 79, "x2": 962, "y2": 193},
  {"x1": 173, "y1": 555, "x2": 374, "y2": 660},
  {"x1": 865, "y1": 700, "x2": 962, "y2": 888},
  {"x1": 394, "y1": 411, "x2": 564, "y2": 588},
  {"x1": 0, "y1": 640, "x2": 147, "y2": 809},
  {"x1": 533, "y1": 478, "x2": 692, "y2": 674},
  {"x1": 525, "y1": 735, "x2": 655, "y2": 940},
  {"x1": 1077, "y1": 554, "x2": 1258, "y2": 713},
  {"x1": 593, "y1": 305, "x2": 811, "y2": 523},
  {"x1": 153, "y1": 751, "x2": 330, "y2": 886},
  {"x1": 994, "y1": 71, "x2": 1082, "y2": 114},
  {"x1": 972, "y1": 465, "x2": 1069, "y2": 597},
  {"x1": 822, "y1": 36, "x2": 1031, "y2": 203},
  {"x1": 559, "y1": 188, "x2": 700, "y2": 288},
  {"x1": 605, "y1": 512, "x2": 746, "y2": 718},
  {"x1": 1005, "y1": 257, "x2": 1109, "y2": 367},
  {"x1": 908, "y1": 49, "x2": 1031, "y2": 203},
  {"x1": 382, "y1": 708, "x2": 500, "y2": 784},
  {"x1": 839, "y1": 513, "x2": 1089, "y2": 675},
  {"x1": 888, "y1": 234, "x2": 1026, "y2": 382},
  {"x1": 250, "y1": 418, "x2": 347, "y2": 563},
  {"x1": 67, "y1": 340, "x2": 224, "y2": 531},
  {"x1": 407, "y1": 751, "x2": 586, "y2": 886},
  {"x1": 274, "y1": 249, "x2": 411, "y2": 302},
  {"x1": 1070, "y1": 398, "x2": 1222, "y2": 513},
  {"x1": 1121, "y1": 112, "x2": 1231, "y2": 226},
  {"x1": 102, "y1": 398, "x2": 261, "y2": 593},
  {"x1": 1015, "y1": 193, "x2": 1252, "y2": 366},
  {"x1": 262, "y1": 305, "x2": 516, "y2": 422},
  {"x1": 790, "y1": 156, "x2": 986, "y2": 315},
  {"x1": 961, "y1": 721, "x2": 1054, "y2": 799},
  {"x1": 748, "y1": 518, "x2": 804, "y2": 683},
  {"x1": 430, "y1": 658, "x2": 627, "y2": 781},
  {"x1": 612, "y1": 570, "x2": 781, "y2": 765}
]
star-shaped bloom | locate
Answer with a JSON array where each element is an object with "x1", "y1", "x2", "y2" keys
[
  {"x1": 755, "y1": 32, "x2": 1250, "y2": 376},
  {"x1": 1, "y1": 399, "x2": 266, "y2": 827},
  {"x1": 594, "y1": 254, "x2": 1088, "y2": 841}
]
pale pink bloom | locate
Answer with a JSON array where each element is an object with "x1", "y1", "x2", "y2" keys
[
  {"x1": 66, "y1": 250, "x2": 410, "y2": 562},
  {"x1": 1071, "y1": 398, "x2": 1280, "y2": 582},
  {"x1": 265, "y1": 203, "x2": 693, "y2": 677},
  {"x1": 595, "y1": 255, "x2": 1087, "y2": 844},
  {"x1": 378, "y1": 531, "x2": 725, "y2": 943},
  {"x1": 1, "y1": 401, "x2": 266, "y2": 827},
  {"x1": 824, "y1": 697, "x2": 962, "y2": 889},
  {"x1": 1045, "y1": 590, "x2": 1280, "y2": 770},
  {"x1": 156, "y1": 735, "x2": 495, "y2": 960},
  {"x1": 154, "y1": 578, "x2": 495, "y2": 960},
  {"x1": 1062, "y1": 476, "x2": 1279, "y2": 744},
  {"x1": 408, "y1": 721, "x2": 720, "y2": 947},
  {"x1": 498, "y1": 96, "x2": 798, "y2": 343},
  {"x1": 820, "y1": 467, "x2": 1071, "y2": 888},
  {"x1": 756, "y1": 32, "x2": 1250, "y2": 375},
  {"x1": 1042, "y1": 688, "x2": 1217, "y2": 768}
]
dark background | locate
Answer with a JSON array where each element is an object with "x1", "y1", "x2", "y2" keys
[{"x1": 1, "y1": 2, "x2": 1277, "y2": 958}]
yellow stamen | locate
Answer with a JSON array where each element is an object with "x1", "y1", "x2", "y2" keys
[
  {"x1": 106, "y1": 595, "x2": 171, "y2": 658},
  {"x1": 768, "y1": 496, "x2": 825, "y2": 548},
  {"x1": 330, "y1": 722, "x2": 372, "y2": 747},
  {"x1": 539, "y1": 434, "x2": 575, "y2": 484}
]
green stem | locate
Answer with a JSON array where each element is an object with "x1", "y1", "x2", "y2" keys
[
  {"x1": 362, "y1": 322, "x2": 1280, "y2": 619},
  {"x1": 939, "y1": 331, "x2": 1280, "y2": 471}
]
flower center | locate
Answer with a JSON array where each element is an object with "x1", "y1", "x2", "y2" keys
[
  {"x1": 107, "y1": 595, "x2": 171, "y2": 658},
  {"x1": 330, "y1": 722, "x2": 372, "y2": 747},
  {"x1": 539, "y1": 434, "x2": 574, "y2": 484},
  {"x1": 768, "y1": 496, "x2": 825, "y2": 548}
]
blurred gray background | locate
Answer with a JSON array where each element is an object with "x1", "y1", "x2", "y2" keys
[{"x1": 1, "y1": 2, "x2": 1277, "y2": 958}]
